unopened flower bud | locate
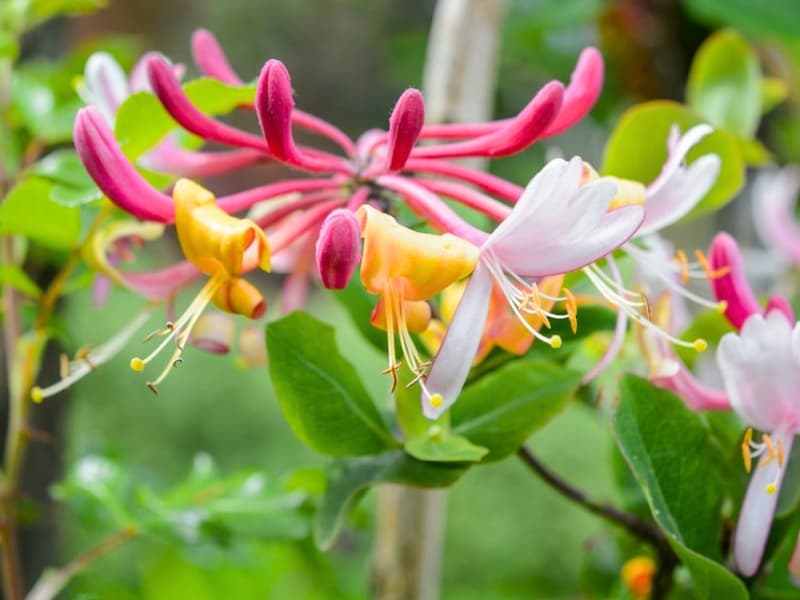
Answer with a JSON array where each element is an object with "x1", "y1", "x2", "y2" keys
[
  {"x1": 212, "y1": 278, "x2": 266, "y2": 319},
  {"x1": 191, "y1": 312, "x2": 236, "y2": 354},
  {"x1": 385, "y1": 88, "x2": 425, "y2": 172},
  {"x1": 315, "y1": 209, "x2": 361, "y2": 289}
]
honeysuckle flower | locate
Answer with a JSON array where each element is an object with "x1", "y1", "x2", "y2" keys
[
  {"x1": 581, "y1": 124, "x2": 723, "y2": 383},
  {"x1": 356, "y1": 204, "x2": 479, "y2": 393},
  {"x1": 128, "y1": 179, "x2": 270, "y2": 393},
  {"x1": 72, "y1": 31, "x2": 607, "y2": 397},
  {"x1": 422, "y1": 157, "x2": 645, "y2": 418},
  {"x1": 717, "y1": 311, "x2": 800, "y2": 577}
]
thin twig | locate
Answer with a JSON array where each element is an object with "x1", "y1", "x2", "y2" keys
[
  {"x1": 517, "y1": 445, "x2": 678, "y2": 599},
  {"x1": 26, "y1": 527, "x2": 138, "y2": 600}
]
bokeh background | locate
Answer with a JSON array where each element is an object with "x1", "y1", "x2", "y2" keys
[{"x1": 13, "y1": 0, "x2": 800, "y2": 597}]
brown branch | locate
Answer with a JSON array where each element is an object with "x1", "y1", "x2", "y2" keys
[{"x1": 517, "y1": 445, "x2": 678, "y2": 599}]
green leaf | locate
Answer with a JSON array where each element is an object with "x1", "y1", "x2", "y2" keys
[
  {"x1": 0, "y1": 32, "x2": 19, "y2": 60},
  {"x1": 615, "y1": 376, "x2": 748, "y2": 598},
  {"x1": 761, "y1": 77, "x2": 789, "y2": 114},
  {"x1": 602, "y1": 100, "x2": 745, "y2": 220},
  {"x1": 331, "y1": 277, "x2": 386, "y2": 351},
  {"x1": 0, "y1": 265, "x2": 42, "y2": 298},
  {"x1": 0, "y1": 177, "x2": 80, "y2": 249},
  {"x1": 114, "y1": 92, "x2": 174, "y2": 159},
  {"x1": 10, "y1": 70, "x2": 79, "y2": 142},
  {"x1": 405, "y1": 431, "x2": 488, "y2": 463},
  {"x1": 452, "y1": 359, "x2": 580, "y2": 461},
  {"x1": 687, "y1": 30, "x2": 762, "y2": 139},
  {"x1": 114, "y1": 80, "x2": 255, "y2": 159},
  {"x1": 266, "y1": 311, "x2": 397, "y2": 456},
  {"x1": 31, "y1": 150, "x2": 103, "y2": 207},
  {"x1": 29, "y1": 0, "x2": 107, "y2": 19},
  {"x1": 682, "y1": 0, "x2": 800, "y2": 41},
  {"x1": 314, "y1": 451, "x2": 467, "y2": 549}
]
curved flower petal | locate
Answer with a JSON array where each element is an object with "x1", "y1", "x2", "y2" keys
[
  {"x1": 717, "y1": 312, "x2": 800, "y2": 432},
  {"x1": 423, "y1": 262, "x2": 493, "y2": 419},
  {"x1": 191, "y1": 29, "x2": 242, "y2": 85},
  {"x1": 78, "y1": 52, "x2": 130, "y2": 124},
  {"x1": 753, "y1": 168, "x2": 800, "y2": 266},
  {"x1": 638, "y1": 125, "x2": 719, "y2": 236},
  {"x1": 543, "y1": 47, "x2": 604, "y2": 138},
  {"x1": 734, "y1": 431, "x2": 793, "y2": 576}
]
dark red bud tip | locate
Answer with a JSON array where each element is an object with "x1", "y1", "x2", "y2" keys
[
  {"x1": 385, "y1": 88, "x2": 425, "y2": 172},
  {"x1": 255, "y1": 59, "x2": 296, "y2": 160},
  {"x1": 315, "y1": 208, "x2": 362, "y2": 289}
]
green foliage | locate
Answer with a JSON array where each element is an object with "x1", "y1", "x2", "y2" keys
[
  {"x1": 0, "y1": 265, "x2": 42, "y2": 298},
  {"x1": 114, "y1": 80, "x2": 256, "y2": 159},
  {"x1": 615, "y1": 376, "x2": 748, "y2": 599},
  {"x1": 405, "y1": 432, "x2": 489, "y2": 463},
  {"x1": 266, "y1": 311, "x2": 398, "y2": 456},
  {"x1": 314, "y1": 451, "x2": 467, "y2": 550},
  {"x1": 0, "y1": 177, "x2": 80, "y2": 249},
  {"x1": 602, "y1": 101, "x2": 745, "y2": 219},
  {"x1": 31, "y1": 149, "x2": 103, "y2": 207},
  {"x1": 11, "y1": 65, "x2": 82, "y2": 143},
  {"x1": 54, "y1": 453, "x2": 312, "y2": 545},
  {"x1": 452, "y1": 359, "x2": 580, "y2": 462},
  {"x1": 683, "y1": 0, "x2": 800, "y2": 41},
  {"x1": 687, "y1": 30, "x2": 762, "y2": 139}
]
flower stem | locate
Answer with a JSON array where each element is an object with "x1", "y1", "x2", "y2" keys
[
  {"x1": 26, "y1": 527, "x2": 138, "y2": 600},
  {"x1": 517, "y1": 445, "x2": 678, "y2": 599}
]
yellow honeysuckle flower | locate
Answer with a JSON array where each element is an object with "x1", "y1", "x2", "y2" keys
[
  {"x1": 131, "y1": 179, "x2": 271, "y2": 393},
  {"x1": 355, "y1": 204, "x2": 478, "y2": 397}
]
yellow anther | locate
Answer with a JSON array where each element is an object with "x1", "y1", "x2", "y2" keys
[
  {"x1": 742, "y1": 439, "x2": 752, "y2": 473},
  {"x1": 778, "y1": 439, "x2": 785, "y2": 467},
  {"x1": 766, "y1": 483, "x2": 778, "y2": 495},
  {"x1": 717, "y1": 300, "x2": 728, "y2": 313},
  {"x1": 744, "y1": 427, "x2": 753, "y2": 445},
  {"x1": 130, "y1": 357, "x2": 145, "y2": 372},
  {"x1": 693, "y1": 339, "x2": 707, "y2": 352},
  {"x1": 381, "y1": 361, "x2": 402, "y2": 393},
  {"x1": 674, "y1": 249, "x2": 690, "y2": 283},
  {"x1": 430, "y1": 393, "x2": 443, "y2": 409},
  {"x1": 59, "y1": 353, "x2": 69, "y2": 379},
  {"x1": 550, "y1": 335, "x2": 562, "y2": 349},
  {"x1": 641, "y1": 293, "x2": 653, "y2": 322},
  {"x1": 30, "y1": 387, "x2": 44, "y2": 404},
  {"x1": 564, "y1": 288, "x2": 578, "y2": 334}
]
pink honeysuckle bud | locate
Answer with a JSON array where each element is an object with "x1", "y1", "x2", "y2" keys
[
  {"x1": 146, "y1": 55, "x2": 269, "y2": 152},
  {"x1": 709, "y1": 232, "x2": 761, "y2": 329},
  {"x1": 543, "y1": 46, "x2": 604, "y2": 138},
  {"x1": 384, "y1": 88, "x2": 425, "y2": 172},
  {"x1": 256, "y1": 59, "x2": 294, "y2": 161},
  {"x1": 255, "y1": 59, "x2": 346, "y2": 173},
  {"x1": 315, "y1": 208, "x2": 362, "y2": 289},
  {"x1": 191, "y1": 29, "x2": 242, "y2": 85},
  {"x1": 74, "y1": 107, "x2": 175, "y2": 222},
  {"x1": 409, "y1": 81, "x2": 563, "y2": 160}
]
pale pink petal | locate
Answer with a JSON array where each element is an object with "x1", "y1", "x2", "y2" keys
[
  {"x1": 766, "y1": 295, "x2": 795, "y2": 324},
  {"x1": 423, "y1": 263, "x2": 493, "y2": 419},
  {"x1": 734, "y1": 432, "x2": 793, "y2": 576},
  {"x1": 79, "y1": 52, "x2": 130, "y2": 123},
  {"x1": 753, "y1": 168, "x2": 800, "y2": 266},
  {"x1": 140, "y1": 136, "x2": 265, "y2": 177}
]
